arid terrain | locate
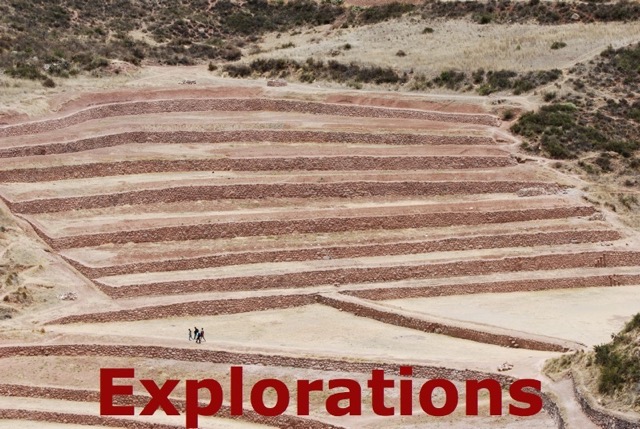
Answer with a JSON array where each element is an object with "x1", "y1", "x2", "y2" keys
[{"x1": 0, "y1": 61, "x2": 638, "y2": 428}]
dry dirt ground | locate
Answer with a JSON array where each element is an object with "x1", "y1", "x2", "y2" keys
[
  {"x1": 247, "y1": 18, "x2": 640, "y2": 77},
  {"x1": 0, "y1": 70, "x2": 638, "y2": 428}
]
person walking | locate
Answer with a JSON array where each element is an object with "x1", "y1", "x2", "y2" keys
[
  {"x1": 188, "y1": 328, "x2": 193, "y2": 341},
  {"x1": 194, "y1": 326, "x2": 200, "y2": 343},
  {"x1": 200, "y1": 328, "x2": 206, "y2": 342}
]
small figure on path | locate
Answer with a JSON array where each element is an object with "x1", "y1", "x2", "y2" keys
[
  {"x1": 188, "y1": 328, "x2": 192, "y2": 341},
  {"x1": 200, "y1": 328, "x2": 206, "y2": 342},
  {"x1": 194, "y1": 326, "x2": 200, "y2": 343}
]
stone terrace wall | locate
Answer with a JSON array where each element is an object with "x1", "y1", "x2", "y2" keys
[
  {"x1": 0, "y1": 384, "x2": 343, "y2": 429},
  {"x1": 48, "y1": 294, "x2": 315, "y2": 325},
  {"x1": 347, "y1": 273, "x2": 640, "y2": 301},
  {"x1": 46, "y1": 275, "x2": 640, "y2": 326},
  {"x1": 0, "y1": 130, "x2": 495, "y2": 158},
  {"x1": 0, "y1": 98, "x2": 501, "y2": 138},
  {"x1": 0, "y1": 344, "x2": 519, "y2": 383},
  {"x1": 65, "y1": 230, "x2": 621, "y2": 278},
  {"x1": 47, "y1": 274, "x2": 640, "y2": 324},
  {"x1": 95, "y1": 250, "x2": 638, "y2": 298},
  {"x1": 36, "y1": 206, "x2": 596, "y2": 249},
  {"x1": 9, "y1": 181, "x2": 558, "y2": 214},
  {"x1": 316, "y1": 294, "x2": 570, "y2": 352},
  {"x1": 0, "y1": 156, "x2": 516, "y2": 183},
  {"x1": 0, "y1": 345, "x2": 563, "y2": 428},
  {"x1": 0, "y1": 409, "x2": 181, "y2": 429},
  {"x1": 571, "y1": 373, "x2": 640, "y2": 429}
]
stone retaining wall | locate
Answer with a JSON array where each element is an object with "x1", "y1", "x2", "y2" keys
[
  {"x1": 316, "y1": 295, "x2": 570, "y2": 352},
  {"x1": 0, "y1": 344, "x2": 518, "y2": 383},
  {"x1": 65, "y1": 229, "x2": 621, "y2": 278},
  {"x1": 0, "y1": 409, "x2": 181, "y2": 429},
  {"x1": 35, "y1": 206, "x2": 596, "y2": 249},
  {"x1": 95, "y1": 250, "x2": 639, "y2": 298},
  {"x1": 571, "y1": 372, "x2": 640, "y2": 429},
  {"x1": 0, "y1": 156, "x2": 515, "y2": 183},
  {"x1": 0, "y1": 130, "x2": 495, "y2": 158},
  {"x1": 9, "y1": 181, "x2": 558, "y2": 214},
  {"x1": 48, "y1": 294, "x2": 315, "y2": 325},
  {"x1": 0, "y1": 345, "x2": 563, "y2": 428},
  {"x1": 347, "y1": 273, "x2": 640, "y2": 301},
  {"x1": 46, "y1": 273, "x2": 640, "y2": 326},
  {"x1": 0, "y1": 98, "x2": 500, "y2": 138},
  {"x1": 0, "y1": 384, "x2": 342, "y2": 429}
]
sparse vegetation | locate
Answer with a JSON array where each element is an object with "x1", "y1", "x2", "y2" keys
[
  {"x1": 0, "y1": 0, "x2": 345, "y2": 81},
  {"x1": 502, "y1": 109, "x2": 515, "y2": 121},
  {"x1": 545, "y1": 313, "x2": 640, "y2": 414},
  {"x1": 425, "y1": 68, "x2": 561, "y2": 95},
  {"x1": 420, "y1": 0, "x2": 640, "y2": 25},
  {"x1": 593, "y1": 313, "x2": 640, "y2": 394},
  {"x1": 277, "y1": 42, "x2": 296, "y2": 50},
  {"x1": 224, "y1": 57, "x2": 408, "y2": 85},
  {"x1": 551, "y1": 41, "x2": 567, "y2": 50},
  {"x1": 514, "y1": 43, "x2": 640, "y2": 172},
  {"x1": 347, "y1": 2, "x2": 416, "y2": 25}
]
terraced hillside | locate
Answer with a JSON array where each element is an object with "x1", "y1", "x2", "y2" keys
[{"x1": 0, "y1": 84, "x2": 639, "y2": 428}]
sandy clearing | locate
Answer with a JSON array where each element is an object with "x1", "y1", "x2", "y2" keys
[
  {"x1": 386, "y1": 286, "x2": 640, "y2": 346},
  {"x1": 95, "y1": 243, "x2": 626, "y2": 286},
  {"x1": 45, "y1": 304, "x2": 556, "y2": 374},
  {"x1": 0, "y1": 168, "x2": 553, "y2": 201}
]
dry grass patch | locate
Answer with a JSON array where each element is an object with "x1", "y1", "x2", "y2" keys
[{"x1": 251, "y1": 18, "x2": 640, "y2": 78}]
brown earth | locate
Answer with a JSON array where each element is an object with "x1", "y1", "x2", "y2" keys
[{"x1": 0, "y1": 80, "x2": 638, "y2": 428}]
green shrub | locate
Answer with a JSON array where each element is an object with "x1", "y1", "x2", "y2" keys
[
  {"x1": 594, "y1": 152, "x2": 612, "y2": 171},
  {"x1": 433, "y1": 69, "x2": 466, "y2": 90},
  {"x1": 42, "y1": 77, "x2": 55, "y2": 88},
  {"x1": 622, "y1": 313, "x2": 640, "y2": 333},
  {"x1": 356, "y1": 2, "x2": 415, "y2": 24},
  {"x1": 502, "y1": 109, "x2": 515, "y2": 121},
  {"x1": 593, "y1": 313, "x2": 640, "y2": 394},
  {"x1": 223, "y1": 63, "x2": 252, "y2": 77},
  {"x1": 477, "y1": 13, "x2": 493, "y2": 24},
  {"x1": 5, "y1": 63, "x2": 45, "y2": 80},
  {"x1": 551, "y1": 41, "x2": 567, "y2": 50}
]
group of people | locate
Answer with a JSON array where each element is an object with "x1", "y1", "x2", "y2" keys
[{"x1": 189, "y1": 326, "x2": 206, "y2": 343}]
